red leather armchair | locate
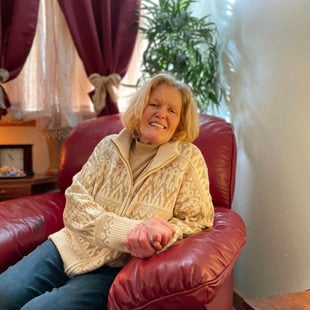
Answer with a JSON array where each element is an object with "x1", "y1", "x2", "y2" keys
[{"x1": 0, "y1": 114, "x2": 246, "y2": 309}]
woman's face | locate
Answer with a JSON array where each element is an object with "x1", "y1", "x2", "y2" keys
[{"x1": 139, "y1": 84, "x2": 182, "y2": 145}]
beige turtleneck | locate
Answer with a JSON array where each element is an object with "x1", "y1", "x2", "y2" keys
[{"x1": 129, "y1": 139, "x2": 159, "y2": 182}]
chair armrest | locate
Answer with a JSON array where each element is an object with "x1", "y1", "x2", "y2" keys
[
  {"x1": 108, "y1": 207, "x2": 246, "y2": 310},
  {"x1": 0, "y1": 192, "x2": 66, "y2": 273}
]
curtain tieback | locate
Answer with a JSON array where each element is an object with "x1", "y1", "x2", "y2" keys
[
  {"x1": 89, "y1": 73, "x2": 121, "y2": 114},
  {"x1": 0, "y1": 68, "x2": 10, "y2": 109}
]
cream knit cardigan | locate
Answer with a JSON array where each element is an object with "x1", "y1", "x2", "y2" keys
[{"x1": 50, "y1": 129, "x2": 214, "y2": 277}]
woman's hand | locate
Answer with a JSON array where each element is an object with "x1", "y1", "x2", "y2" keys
[{"x1": 126, "y1": 216, "x2": 176, "y2": 258}]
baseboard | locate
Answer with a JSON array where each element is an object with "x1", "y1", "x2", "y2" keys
[{"x1": 233, "y1": 289, "x2": 246, "y2": 310}]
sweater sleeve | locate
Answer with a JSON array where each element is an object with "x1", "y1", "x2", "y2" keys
[
  {"x1": 63, "y1": 138, "x2": 142, "y2": 253},
  {"x1": 168, "y1": 146, "x2": 214, "y2": 241}
]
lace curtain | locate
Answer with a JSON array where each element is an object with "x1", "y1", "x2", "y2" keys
[
  {"x1": 3, "y1": 0, "x2": 95, "y2": 129},
  {"x1": 3, "y1": 0, "x2": 142, "y2": 129}
]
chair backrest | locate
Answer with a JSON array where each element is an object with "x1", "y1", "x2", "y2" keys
[{"x1": 58, "y1": 114, "x2": 236, "y2": 209}]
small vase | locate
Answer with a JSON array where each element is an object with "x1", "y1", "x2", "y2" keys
[{"x1": 43, "y1": 127, "x2": 72, "y2": 176}]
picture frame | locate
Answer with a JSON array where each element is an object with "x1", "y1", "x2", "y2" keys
[{"x1": 0, "y1": 144, "x2": 34, "y2": 177}]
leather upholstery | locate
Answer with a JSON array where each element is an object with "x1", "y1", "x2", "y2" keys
[
  {"x1": 0, "y1": 114, "x2": 246, "y2": 309},
  {"x1": 0, "y1": 193, "x2": 65, "y2": 272},
  {"x1": 109, "y1": 207, "x2": 245, "y2": 309}
]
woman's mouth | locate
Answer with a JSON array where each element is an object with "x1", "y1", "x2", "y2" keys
[{"x1": 149, "y1": 122, "x2": 167, "y2": 129}]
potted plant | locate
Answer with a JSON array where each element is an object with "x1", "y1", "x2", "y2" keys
[{"x1": 136, "y1": 0, "x2": 221, "y2": 112}]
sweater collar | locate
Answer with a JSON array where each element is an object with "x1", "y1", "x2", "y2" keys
[
  {"x1": 111, "y1": 129, "x2": 133, "y2": 160},
  {"x1": 112, "y1": 128, "x2": 180, "y2": 166}
]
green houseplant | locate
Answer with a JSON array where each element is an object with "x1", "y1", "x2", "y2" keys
[{"x1": 137, "y1": 0, "x2": 221, "y2": 112}]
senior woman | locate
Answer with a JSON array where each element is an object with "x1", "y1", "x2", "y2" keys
[{"x1": 0, "y1": 73, "x2": 214, "y2": 310}]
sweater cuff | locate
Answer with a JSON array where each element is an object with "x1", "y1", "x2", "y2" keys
[{"x1": 95, "y1": 215, "x2": 142, "y2": 253}]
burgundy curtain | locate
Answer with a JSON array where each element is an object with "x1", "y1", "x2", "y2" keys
[
  {"x1": 0, "y1": 0, "x2": 40, "y2": 119},
  {"x1": 58, "y1": 0, "x2": 140, "y2": 116}
]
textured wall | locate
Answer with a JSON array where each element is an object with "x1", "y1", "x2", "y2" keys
[{"x1": 210, "y1": 0, "x2": 310, "y2": 299}]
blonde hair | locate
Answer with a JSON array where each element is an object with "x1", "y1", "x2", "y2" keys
[{"x1": 121, "y1": 73, "x2": 199, "y2": 142}]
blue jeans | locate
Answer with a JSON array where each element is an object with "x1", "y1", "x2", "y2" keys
[{"x1": 0, "y1": 240, "x2": 122, "y2": 310}]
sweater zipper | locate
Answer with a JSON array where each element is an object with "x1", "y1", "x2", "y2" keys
[
  {"x1": 121, "y1": 162, "x2": 135, "y2": 216},
  {"x1": 132, "y1": 154, "x2": 178, "y2": 192},
  {"x1": 111, "y1": 140, "x2": 135, "y2": 216},
  {"x1": 112, "y1": 138, "x2": 178, "y2": 215}
]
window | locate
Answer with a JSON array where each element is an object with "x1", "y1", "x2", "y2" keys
[{"x1": 3, "y1": 0, "x2": 141, "y2": 129}]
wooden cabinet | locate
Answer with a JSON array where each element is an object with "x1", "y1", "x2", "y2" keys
[{"x1": 0, "y1": 174, "x2": 58, "y2": 201}]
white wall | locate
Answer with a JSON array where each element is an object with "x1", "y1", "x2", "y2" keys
[{"x1": 210, "y1": 0, "x2": 310, "y2": 299}]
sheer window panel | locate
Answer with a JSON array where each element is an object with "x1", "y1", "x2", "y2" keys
[
  {"x1": 2, "y1": 0, "x2": 148, "y2": 127},
  {"x1": 3, "y1": 0, "x2": 95, "y2": 130},
  {"x1": 117, "y1": 28, "x2": 145, "y2": 113}
]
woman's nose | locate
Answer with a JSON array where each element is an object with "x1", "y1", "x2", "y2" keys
[{"x1": 155, "y1": 109, "x2": 166, "y2": 118}]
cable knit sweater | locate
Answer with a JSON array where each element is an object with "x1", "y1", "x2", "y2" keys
[{"x1": 49, "y1": 128, "x2": 214, "y2": 277}]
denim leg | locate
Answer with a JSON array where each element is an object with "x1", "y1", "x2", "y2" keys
[
  {"x1": 21, "y1": 265, "x2": 123, "y2": 310},
  {"x1": 0, "y1": 239, "x2": 68, "y2": 310}
]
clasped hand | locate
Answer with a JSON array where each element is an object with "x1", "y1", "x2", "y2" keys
[{"x1": 126, "y1": 215, "x2": 176, "y2": 258}]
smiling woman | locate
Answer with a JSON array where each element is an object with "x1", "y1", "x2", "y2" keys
[
  {"x1": 0, "y1": 73, "x2": 214, "y2": 309},
  {"x1": 138, "y1": 84, "x2": 182, "y2": 145},
  {"x1": 122, "y1": 73, "x2": 199, "y2": 144}
]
